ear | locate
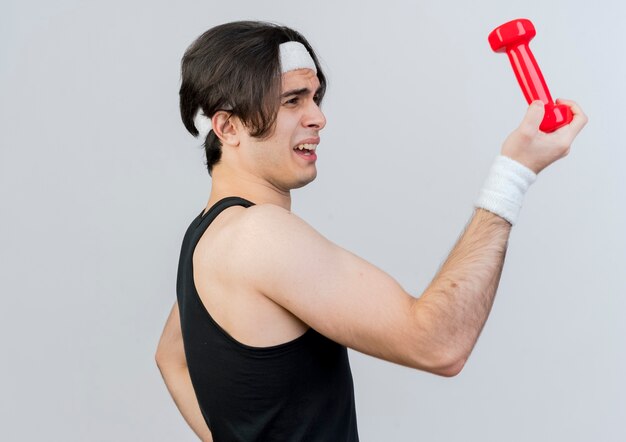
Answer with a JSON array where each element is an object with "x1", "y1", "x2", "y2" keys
[{"x1": 212, "y1": 111, "x2": 241, "y2": 147}]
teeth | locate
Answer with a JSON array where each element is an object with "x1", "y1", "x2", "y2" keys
[{"x1": 295, "y1": 143, "x2": 317, "y2": 151}]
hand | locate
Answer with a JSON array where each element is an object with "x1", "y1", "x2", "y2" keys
[{"x1": 500, "y1": 99, "x2": 588, "y2": 174}]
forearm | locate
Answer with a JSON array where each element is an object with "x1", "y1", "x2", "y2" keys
[
  {"x1": 158, "y1": 363, "x2": 213, "y2": 442},
  {"x1": 414, "y1": 207, "x2": 511, "y2": 372}
]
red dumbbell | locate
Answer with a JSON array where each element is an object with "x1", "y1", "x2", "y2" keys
[{"x1": 488, "y1": 18, "x2": 573, "y2": 132}]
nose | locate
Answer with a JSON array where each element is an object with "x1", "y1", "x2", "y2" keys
[{"x1": 303, "y1": 101, "x2": 326, "y2": 131}]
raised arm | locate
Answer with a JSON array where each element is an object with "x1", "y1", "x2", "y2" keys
[
  {"x1": 413, "y1": 99, "x2": 588, "y2": 373},
  {"x1": 233, "y1": 99, "x2": 587, "y2": 377},
  {"x1": 410, "y1": 207, "x2": 511, "y2": 375}
]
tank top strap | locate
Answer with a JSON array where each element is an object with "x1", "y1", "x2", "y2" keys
[{"x1": 196, "y1": 196, "x2": 255, "y2": 229}]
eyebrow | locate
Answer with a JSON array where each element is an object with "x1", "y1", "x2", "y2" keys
[{"x1": 280, "y1": 86, "x2": 323, "y2": 98}]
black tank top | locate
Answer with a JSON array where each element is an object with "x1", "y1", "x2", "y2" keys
[{"x1": 176, "y1": 197, "x2": 359, "y2": 441}]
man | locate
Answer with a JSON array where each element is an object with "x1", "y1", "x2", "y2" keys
[{"x1": 156, "y1": 21, "x2": 587, "y2": 441}]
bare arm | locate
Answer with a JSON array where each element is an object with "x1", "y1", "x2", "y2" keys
[
  {"x1": 234, "y1": 204, "x2": 508, "y2": 377},
  {"x1": 410, "y1": 208, "x2": 510, "y2": 375},
  {"x1": 155, "y1": 302, "x2": 213, "y2": 442},
  {"x1": 231, "y1": 100, "x2": 586, "y2": 377},
  {"x1": 402, "y1": 99, "x2": 588, "y2": 374}
]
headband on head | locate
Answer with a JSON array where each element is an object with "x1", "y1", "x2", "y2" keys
[
  {"x1": 278, "y1": 41, "x2": 317, "y2": 74},
  {"x1": 193, "y1": 41, "x2": 317, "y2": 140}
]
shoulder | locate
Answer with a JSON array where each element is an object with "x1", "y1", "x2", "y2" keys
[
  {"x1": 244, "y1": 203, "x2": 301, "y2": 224},
  {"x1": 236, "y1": 203, "x2": 315, "y2": 240},
  {"x1": 229, "y1": 203, "x2": 329, "y2": 267},
  {"x1": 196, "y1": 203, "x2": 310, "y2": 286}
]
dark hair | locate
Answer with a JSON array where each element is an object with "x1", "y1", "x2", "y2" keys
[{"x1": 179, "y1": 21, "x2": 327, "y2": 175}]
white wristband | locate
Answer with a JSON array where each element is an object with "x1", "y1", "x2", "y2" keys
[{"x1": 475, "y1": 155, "x2": 537, "y2": 225}]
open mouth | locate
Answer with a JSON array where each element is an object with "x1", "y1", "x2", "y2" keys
[{"x1": 293, "y1": 143, "x2": 317, "y2": 156}]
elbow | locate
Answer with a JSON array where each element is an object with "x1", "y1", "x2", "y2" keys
[
  {"x1": 155, "y1": 344, "x2": 170, "y2": 372},
  {"x1": 408, "y1": 301, "x2": 470, "y2": 377},
  {"x1": 155, "y1": 350, "x2": 177, "y2": 378},
  {"x1": 433, "y1": 357, "x2": 466, "y2": 378},
  {"x1": 155, "y1": 350, "x2": 165, "y2": 371},
  {"x1": 154, "y1": 344, "x2": 187, "y2": 375},
  {"x1": 410, "y1": 348, "x2": 468, "y2": 378}
]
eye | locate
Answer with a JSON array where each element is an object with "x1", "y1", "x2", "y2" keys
[
  {"x1": 313, "y1": 93, "x2": 321, "y2": 105},
  {"x1": 284, "y1": 96, "x2": 299, "y2": 106}
]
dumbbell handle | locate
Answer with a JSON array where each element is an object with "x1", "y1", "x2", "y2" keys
[{"x1": 506, "y1": 42, "x2": 553, "y2": 105}]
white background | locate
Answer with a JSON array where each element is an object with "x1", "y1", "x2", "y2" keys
[{"x1": 1, "y1": 0, "x2": 624, "y2": 440}]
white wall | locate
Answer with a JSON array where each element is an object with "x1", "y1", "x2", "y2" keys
[{"x1": 1, "y1": 0, "x2": 624, "y2": 440}]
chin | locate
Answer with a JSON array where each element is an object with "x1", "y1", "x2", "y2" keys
[{"x1": 291, "y1": 170, "x2": 317, "y2": 189}]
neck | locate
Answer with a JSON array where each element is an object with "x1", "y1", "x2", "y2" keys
[{"x1": 205, "y1": 163, "x2": 292, "y2": 211}]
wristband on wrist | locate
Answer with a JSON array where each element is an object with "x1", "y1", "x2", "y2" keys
[{"x1": 475, "y1": 155, "x2": 537, "y2": 225}]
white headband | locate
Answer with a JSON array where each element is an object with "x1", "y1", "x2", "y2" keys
[
  {"x1": 193, "y1": 41, "x2": 317, "y2": 140},
  {"x1": 278, "y1": 41, "x2": 317, "y2": 74}
]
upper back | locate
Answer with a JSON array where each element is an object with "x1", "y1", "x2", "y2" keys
[
  {"x1": 175, "y1": 197, "x2": 359, "y2": 440},
  {"x1": 193, "y1": 200, "x2": 311, "y2": 347}
]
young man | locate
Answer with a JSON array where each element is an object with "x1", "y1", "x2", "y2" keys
[{"x1": 156, "y1": 21, "x2": 587, "y2": 441}]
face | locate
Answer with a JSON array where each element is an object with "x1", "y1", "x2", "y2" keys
[{"x1": 238, "y1": 68, "x2": 326, "y2": 192}]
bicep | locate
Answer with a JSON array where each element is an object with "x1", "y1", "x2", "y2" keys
[{"x1": 238, "y1": 206, "x2": 420, "y2": 368}]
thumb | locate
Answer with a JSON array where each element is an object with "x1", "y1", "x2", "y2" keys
[{"x1": 520, "y1": 100, "x2": 545, "y2": 132}]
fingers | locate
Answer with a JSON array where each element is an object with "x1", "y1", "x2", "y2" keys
[
  {"x1": 520, "y1": 100, "x2": 546, "y2": 133},
  {"x1": 555, "y1": 98, "x2": 584, "y2": 116},
  {"x1": 555, "y1": 98, "x2": 588, "y2": 136}
]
